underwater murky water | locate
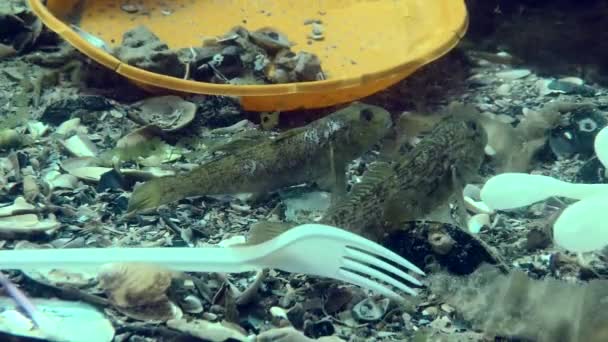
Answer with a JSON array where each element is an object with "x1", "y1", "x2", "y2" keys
[{"x1": 0, "y1": 0, "x2": 608, "y2": 341}]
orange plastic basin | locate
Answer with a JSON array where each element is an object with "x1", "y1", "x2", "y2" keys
[{"x1": 28, "y1": 0, "x2": 468, "y2": 111}]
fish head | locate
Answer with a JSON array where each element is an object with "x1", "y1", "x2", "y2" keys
[
  {"x1": 447, "y1": 117, "x2": 488, "y2": 181},
  {"x1": 336, "y1": 103, "x2": 393, "y2": 150}
]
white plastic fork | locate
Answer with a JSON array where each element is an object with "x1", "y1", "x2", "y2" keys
[{"x1": 0, "y1": 224, "x2": 424, "y2": 301}]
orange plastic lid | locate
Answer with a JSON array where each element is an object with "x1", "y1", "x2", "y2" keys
[{"x1": 28, "y1": 0, "x2": 467, "y2": 111}]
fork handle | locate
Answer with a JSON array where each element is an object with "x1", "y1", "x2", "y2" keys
[{"x1": 0, "y1": 246, "x2": 264, "y2": 273}]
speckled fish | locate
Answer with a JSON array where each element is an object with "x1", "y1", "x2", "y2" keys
[
  {"x1": 320, "y1": 115, "x2": 487, "y2": 241},
  {"x1": 127, "y1": 103, "x2": 392, "y2": 214},
  {"x1": 247, "y1": 114, "x2": 487, "y2": 245}
]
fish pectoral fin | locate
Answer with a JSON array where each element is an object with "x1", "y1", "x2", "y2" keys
[
  {"x1": 329, "y1": 143, "x2": 347, "y2": 205},
  {"x1": 449, "y1": 165, "x2": 469, "y2": 228},
  {"x1": 244, "y1": 220, "x2": 299, "y2": 245},
  {"x1": 314, "y1": 143, "x2": 348, "y2": 205},
  {"x1": 422, "y1": 200, "x2": 455, "y2": 225}
]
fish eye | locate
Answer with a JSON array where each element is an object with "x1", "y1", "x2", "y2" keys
[
  {"x1": 465, "y1": 121, "x2": 479, "y2": 131},
  {"x1": 360, "y1": 108, "x2": 374, "y2": 122}
]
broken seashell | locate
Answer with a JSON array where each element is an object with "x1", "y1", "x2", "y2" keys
[
  {"x1": 0, "y1": 298, "x2": 114, "y2": 342},
  {"x1": 55, "y1": 118, "x2": 83, "y2": 136},
  {"x1": 0, "y1": 214, "x2": 60, "y2": 234},
  {"x1": 181, "y1": 295, "x2": 204, "y2": 314},
  {"x1": 496, "y1": 69, "x2": 531, "y2": 80},
  {"x1": 67, "y1": 166, "x2": 113, "y2": 182},
  {"x1": 134, "y1": 96, "x2": 197, "y2": 133},
  {"x1": 27, "y1": 121, "x2": 49, "y2": 139},
  {"x1": 61, "y1": 134, "x2": 98, "y2": 158},
  {"x1": 352, "y1": 297, "x2": 390, "y2": 322},
  {"x1": 0, "y1": 196, "x2": 34, "y2": 215},
  {"x1": 167, "y1": 318, "x2": 248, "y2": 341}
]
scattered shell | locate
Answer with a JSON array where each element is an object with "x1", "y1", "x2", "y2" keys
[
  {"x1": 537, "y1": 79, "x2": 597, "y2": 96},
  {"x1": 63, "y1": 159, "x2": 174, "y2": 183},
  {"x1": 120, "y1": 3, "x2": 139, "y2": 13},
  {"x1": 135, "y1": 96, "x2": 197, "y2": 132},
  {"x1": 27, "y1": 121, "x2": 49, "y2": 138},
  {"x1": 181, "y1": 295, "x2": 204, "y2": 314},
  {"x1": 559, "y1": 76, "x2": 584, "y2": 85},
  {"x1": 309, "y1": 23, "x2": 325, "y2": 41},
  {"x1": 43, "y1": 171, "x2": 79, "y2": 189},
  {"x1": 351, "y1": 298, "x2": 390, "y2": 322},
  {"x1": 0, "y1": 214, "x2": 60, "y2": 234},
  {"x1": 115, "y1": 125, "x2": 163, "y2": 150},
  {"x1": 56, "y1": 118, "x2": 83, "y2": 136},
  {"x1": 60, "y1": 157, "x2": 98, "y2": 172},
  {"x1": 0, "y1": 298, "x2": 114, "y2": 342},
  {"x1": 23, "y1": 266, "x2": 99, "y2": 288},
  {"x1": 258, "y1": 327, "x2": 345, "y2": 341},
  {"x1": 0, "y1": 196, "x2": 34, "y2": 215},
  {"x1": 249, "y1": 27, "x2": 293, "y2": 52},
  {"x1": 0, "y1": 197, "x2": 60, "y2": 234},
  {"x1": 496, "y1": 69, "x2": 531, "y2": 80},
  {"x1": 67, "y1": 166, "x2": 113, "y2": 182},
  {"x1": 61, "y1": 134, "x2": 98, "y2": 157},
  {"x1": 167, "y1": 318, "x2": 248, "y2": 342}
]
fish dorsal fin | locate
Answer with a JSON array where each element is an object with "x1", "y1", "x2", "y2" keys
[
  {"x1": 273, "y1": 126, "x2": 307, "y2": 143},
  {"x1": 208, "y1": 131, "x2": 270, "y2": 155},
  {"x1": 245, "y1": 221, "x2": 299, "y2": 245}
]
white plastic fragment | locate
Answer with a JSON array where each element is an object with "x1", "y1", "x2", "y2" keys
[
  {"x1": 480, "y1": 173, "x2": 608, "y2": 210},
  {"x1": 593, "y1": 124, "x2": 608, "y2": 169},
  {"x1": 55, "y1": 118, "x2": 82, "y2": 136},
  {"x1": 61, "y1": 134, "x2": 98, "y2": 157},
  {"x1": 553, "y1": 194, "x2": 608, "y2": 253}
]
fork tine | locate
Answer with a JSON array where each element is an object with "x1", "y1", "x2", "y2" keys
[
  {"x1": 345, "y1": 248, "x2": 422, "y2": 287},
  {"x1": 344, "y1": 234, "x2": 425, "y2": 276},
  {"x1": 337, "y1": 268, "x2": 406, "y2": 302},
  {"x1": 342, "y1": 258, "x2": 418, "y2": 296}
]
